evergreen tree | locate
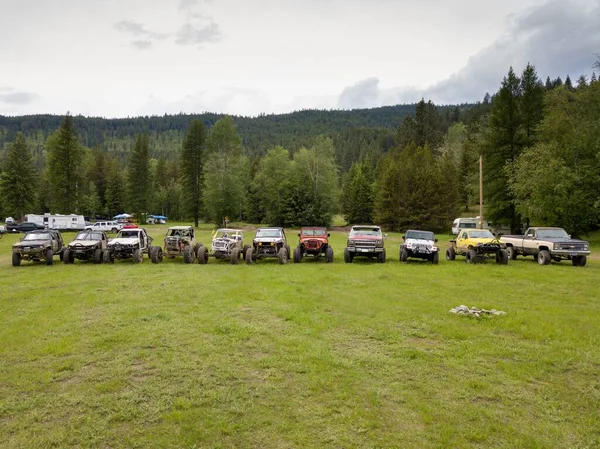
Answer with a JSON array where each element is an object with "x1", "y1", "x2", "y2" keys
[
  {"x1": 0, "y1": 133, "x2": 37, "y2": 219},
  {"x1": 105, "y1": 157, "x2": 125, "y2": 216},
  {"x1": 127, "y1": 134, "x2": 150, "y2": 222},
  {"x1": 520, "y1": 63, "x2": 544, "y2": 146},
  {"x1": 545, "y1": 76, "x2": 553, "y2": 90},
  {"x1": 181, "y1": 120, "x2": 207, "y2": 227},
  {"x1": 564, "y1": 74, "x2": 573, "y2": 90},
  {"x1": 83, "y1": 181, "x2": 101, "y2": 218},
  {"x1": 577, "y1": 74, "x2": 588, "y2": 89},
  {"x1": 252, "y1": 146, "x2": 292, "y2": 226},
  {"x1": 591, "y1": 72, "x2": 597, "y2": 83},
  {"x1": 553, "y1": 76, "x2": 563, "y2": 88},
  {"x1": 485, "y1": 67, "x2": 523, "y2": 232},
  {"x1": 89, "y1": 146, "x2": 108, "y2": 210},
  {"x1": 45, "y1": 113, "x2": 84, "y2": 212},
  {"x1": 342, "y1": 161, "x2": 374, "y2": 224}
]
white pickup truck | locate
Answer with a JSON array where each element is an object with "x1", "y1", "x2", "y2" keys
[
  {"x1": 500, "y1": 227, "x2": 590, "y2": 266},
  {"x1": 106, "y1": 227, "x2": 153, "y2": 263},
  {"x1": 85, "y1": 220, "x2": 123, "y2": 233}
]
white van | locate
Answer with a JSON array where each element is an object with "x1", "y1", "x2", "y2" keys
[{"x1": 451, "y1": 217, "x2": 489, "y2": 235}]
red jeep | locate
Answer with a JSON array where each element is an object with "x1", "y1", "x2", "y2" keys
[{"x1": 293, "y1": 227, "x2": 334, "y2": 263}]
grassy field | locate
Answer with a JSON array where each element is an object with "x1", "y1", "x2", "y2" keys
[{"x1": 0, "y1": 224, "x2": 599, "y2": 448}]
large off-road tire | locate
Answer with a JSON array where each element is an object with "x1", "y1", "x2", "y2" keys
[
  {"x1": 102, "y1": 249, "x2": 110, "y2": 264},
  {"x1": 242, "y1": 244, "x2": 250, "y2": 259},
  {"x1": 183, "y1": 245, "x2": 193, "y2": 264},
  {"x1": 285, "y1": 245, "x2": 291, "y2": 259},
  {"x1": 377, "y1": 248, "x2": 386, "y2": 263},
  {"x1": 293, "y1": 247, "x2": 302, "y2": 263},
  {"x1": 344, "y1": 248, "x2": 352, "y2": 263},
  {"x1": 496, "y1": 249, "x2": 509, "y2": 265},
  {"x1": 150, "y1": 246, "x2": 162, "y2": 264},
  {"x1": 230, "y1": 248, "x2": 240, "y2": 264},
  {"x1": 506, "y1": 246, "x2": 517, "y2": 260},
  {"x1": 63, "y1": 248, "x2": 72, "y2": 264},
  {"x1": 12, "y1": 252, "x2": 21, "y2": 267},
  {"x1": 446, "y1": 247, "x2": 456, "y2": 261},
  {"x1": 133, "y1": 248, "x2": 142, "y2": 264},
  {"x1": 537, "y1": 250, "x2": 551, "y2": 266},
  {"x1": 466, "y1": 249, "x2": 478, "y2": 264},
  {"x1": 572, "y1": 255, "x2": 587, "y2": 267},
  {"x1": 46, "y1": 249, "x2": 54, "y2": 265},
  {"x1": 325, "y1": 246, "x2": 334, "y2": 263},
  {"x1": 432, "y1": 251, "x2": 439, "y2": 264},
  {"x1": 58, "y1": 249, "x2": 64, "y2": 261},
  {"x1": 94, "y1": 248, "x2": 103, "y2": 264},
  {"x1": 278, "y1": 247, "x2": 288, "y2": 265},
  {"x1": 245, "y1": 247, "x2": 255, "y2": 264},
  {"x1": 111, "y1": 227, "x2": 118, "y2": 233},
  {"x1": 107, "y1": 250, "x2": 115, "y2": 264},
  {"x1": 400, "y1": 247, "x2": 408, "y2": 262},
  {"x1": 196, "y1": 246, "x2": 208, "y2": 264}
]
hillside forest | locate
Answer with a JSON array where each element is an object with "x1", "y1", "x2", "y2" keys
[{"x1": 1, "y1": 62, "x2": 599, "y2": 235}]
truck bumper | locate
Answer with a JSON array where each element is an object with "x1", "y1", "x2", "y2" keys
[
  {"x1": 347, "y1": 247, "x2": 384, "y2": 254},
  {"x1": 552, "y1": 250, "x2": 591, "y2": 257}
]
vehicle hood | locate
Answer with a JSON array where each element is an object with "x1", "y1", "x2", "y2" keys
[
  {"x1": 349, "y1": 234, "x2": 381, "y2": 240},
  {"x1": 13, "y1": 239, "x2": 50, "y2": 248},
  {"x1": 467, "y1": 238, "x2": 500, "y2": 245},
  {"x1": 108, "y1": 237, "x2": 139, "y2": 245},
  {"x1": 405, "y1": 238, "x2": 435, "y2": 248},
  {"x1": 254, "y1": 237, "x2": 283, "y2": 244},
  {"x1": 538, "y1": 237, "x2": 588, "y2": 244},
  {"x1": 69, "y1": 240, "x2": 100, "y2": 248}
]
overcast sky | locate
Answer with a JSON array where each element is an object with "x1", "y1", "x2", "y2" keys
[{"x1": 0, "y1": 0, "x2": 598, "y2": 118}]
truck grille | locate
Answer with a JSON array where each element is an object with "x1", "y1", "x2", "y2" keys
[
  {"x1": 558, "y1": 243, "x2": 586, "y2": 250},
  {"x1": 305, "y1": 239, "x2": 321, "y2": 249},
  {"x1": 353, "y1": 240, "x2": 376, "y2": 248}
]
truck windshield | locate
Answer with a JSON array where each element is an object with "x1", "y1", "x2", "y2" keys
[
  {"x1": 301, "y1": 229, "x2": 326, "y2": 236},
  {"x1": 536, "y1": 229, "x2": 569, "y2": 239},
  {"x1": 406, "y1": 231, "x2": 434, "y2": 240},
  {"x1": 75, "y1": 232, "x2": 103, "y2": 240},
  {"x1": 350, "y1": 227, "x2": 381, "y2": 236},
  {"x1": 469, "y1": 230, "x2": 495, "y2": 238},
  {"x1": 256, "y1": 229, "x2": 282, "y2": 238},
  {"x1": 23, "y1": 232, "x2": 50, "y2": 240}
]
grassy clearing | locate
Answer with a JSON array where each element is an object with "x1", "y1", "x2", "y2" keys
[{"x1": 0, "y1": 226, "x2": 599, "y2": 448}]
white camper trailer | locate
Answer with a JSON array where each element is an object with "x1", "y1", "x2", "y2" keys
[{"x1": 26, "y1": 213, "x2": 86, "y2": 231}]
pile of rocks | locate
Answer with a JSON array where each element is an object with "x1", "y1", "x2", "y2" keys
[{"x1": 449, "y1": 305, "x2": 506, "y2": 317}]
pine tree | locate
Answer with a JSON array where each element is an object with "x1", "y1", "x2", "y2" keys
[
  {"x1": 576, "y1": 75, "x2": 588, "y2": 89},
  {"x1": 105, "y1": 157, "x2": 125, "y2": 217},
  {"x1": 128, "y1": 134, "x2": 150, "y2": 222},
  {"x1": 83, "y1": 181, "x2": 101, "y2": 218},
  {"x1": 343, "y1": 161, "x2": 374, "y2": 224},
  {"x1": 0, "y1": 133, "x2": 37, "y2": 219},
  {"x1": 553, "y1": 76, "x2": 563, "y2": 88},
  {"x1": 485, "y1": 67, "x2": 523, "y2": 232},
  {"x1": 45, "y1": 113, "x2": 83, "y2": 213},
  {"x1": 564, "y1": 74, "x2": 573, "y2": 90},
  {"x1": 181, "y1": 120, "x2": 207, "y2": 227},
  {"x1": 520, "y1": 63, "x2": 544, "y2": 146},
  {"x1": 591, "y1": 72, "x2": 597, "y2": 83},
  {"x1": 545, "y1": 76, "x2": 552, "y2": 90}
]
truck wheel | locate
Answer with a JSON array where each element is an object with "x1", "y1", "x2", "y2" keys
[
  {"x1": 344, "y1": 248, "x2": 352, "y2": 263},
  {"x1": 183, "y1": 246, "x2": 193, "y2": 264},
  {"x1": 245, "y1": 247, "x2": 254, "y2": 264},
  {"x1": 107, "y1": 250, "x2": 115, "y2": 263},
  {"x1": 572, "y1": 255, "x2": 587, "y2": 267},
  {"x1": 94, "y1": 248, "x2": 103, "y2": 264},
  {"x1": 150, "y1": 246, "x2": 161, "y2": 263},
  {"x1": 496, "y1": 249, "x2": 509, "y2": 265},
  {"x1": 102, "y1": 249, "x2": 110, "y2": 264},
  {"x1": 278, "y1": 247, "x2": 288, "y2": 264},
  {"x1": 242, "y1": 244, "x2": 250, "y2": 259},
  {"x1": 537, "y1": 250, "x2": 551, "y2": 265},
  {"x1": 400, "y1": 247, "x2": 408, "y2": 262},
  {"x1": 293, "y1": 247, "x2": 302, "y2": 263},
  {"x1": 12, "y1": 252, "x2": 21, "y2": 267},
  {"x1": 507, "y1": 246, "x2": 517, "y2": 260},
  {"x1": 432, "y1": 251, "x2": 439, "y2": 264},
  {"x1": 446, "y1": 247, "x2": 456, "y2": 261},
  {"x1": 325, "y1": 246, "x2": 334, "y2": 263},
  {"x1": 196, "y1": 246, "x2": 208, "y2": 264},
  {"x1": 285, "y1": 245, "x2": 291, "y2": 259},
  {"x1": 133, "y1": 249, "x2": 142, "y2": 264},
  {"x1": 46, "y1": 249, "x2": 54, "y2": 265},
  {"x1": 230, "y1": 248, "x2": 240, "y2": 264},
  {"x1": 111, "y1": 227, "x2": 118, "y2": 233},
  {"x1": 466, "y1": 249, "x2": 477, "y2": 264},
  {"x1": 63, "y1": 249, "x2": 72, "y2": 264},
  {"x1": 377, "y1": 249, "x2": 386, "y2": 263}
]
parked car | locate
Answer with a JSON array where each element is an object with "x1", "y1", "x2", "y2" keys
[
  {"x1": 106, "y1": 227, "x2": 153, "y2": 263},
  {"x1": 344, "y1": 225, "x2": 386, "y2": 263},
  {"x1": 7, "y1": 222, "x2": 46, "y2": 233},
  {"x1": 293, "y1": 227, "x2": 334, "y2": 263},
  {"x1": 0, "y1": 225, "x2": 6, "y2": 238},
  {"x1": 500, "y1": 227, "x2": 590, "y2": 266},
  {"x1": 63, "y1": 230, "x2": 110, "y2": 264},
  {"x1": 447, "y1": 228, "x2": 508, "y2": 264},
  {"x1": 246, "y1": 227, "x2": 290, "y2": 264},
  {"x1": 12, "y1": 229, "x2": 65, "y2": 266},
  {"x1": 84, "y1": 220, "x2": 123, "y2": 233},
  {"x1": 150, "y1": 226, "x2": 202, "y2": 264},
  {"x1": 400, "y1": 229, "x2": 439, "y2": 264}
]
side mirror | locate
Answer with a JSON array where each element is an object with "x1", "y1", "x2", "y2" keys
[
  {"x1": 568, "y1": 235, "x2": 571, "y2": 239},
  {"x1": 497, "y1": 233, "x2": 503, "y2": 239},
  {"x1": 384, "y1": 234, "x2": 388, "y2": 240},
  {"x1": 402, "y1": 236, "x2": 406, "y2": 241},
  {"x1": 435, "y1": 238, "x2": 438, "y2": 242},
  {"x1": 327, "y1": 233, "x2": 330, "y2": 237},
  {"x1": 297, "y1": 233, "x2": 300, "y2": 237}
]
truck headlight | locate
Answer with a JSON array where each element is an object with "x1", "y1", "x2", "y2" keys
[
  {"x1": 348, "y1": 240, "x2": 355, "y2": 246},
  {"x1": 376, "y1": 239, "x2": 383, "y2": 247}
]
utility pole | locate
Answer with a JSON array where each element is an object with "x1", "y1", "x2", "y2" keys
[{"x1": 479, "y1": 155, "x2": 483, "y2": 229}]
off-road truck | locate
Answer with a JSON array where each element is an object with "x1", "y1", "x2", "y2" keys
[
  {"x1": 446, "y1": 228, "x2": 508, "y2": 264},
  {"x1": 12, "y1": 229, "x2": 65, "y2": 266},
  {"x1": 106, "y1": 226, "x2": 153, "y2": 263},
  {"x1": 500, "y1": 227, "x2": 591, "y2": 266},
  {"x1": 196, "y1": 228, "x2": 248, "y2": 265},
  {"x1": 245, "y1": 227, "x2": 290, "y2": 264},
  {"x1": 400, "y1": 229, "x2": 439, "y2": 264},
  {"x1": 293, "y1": 227, "x2": 333, "y2": 263},
  {"x1": 150, "y1": 226, "x2": 200, "y2": 264},
  {"x1": 63, "y1": 230, "x2": 109, "y2": 264},
  {"x1": 344, "y1": 225, "x2": 386, "y2": 263}
]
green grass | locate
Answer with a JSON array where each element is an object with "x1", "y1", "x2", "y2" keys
[{"x1": 0, "y1": 226, "x2": 599, "y2": 448}]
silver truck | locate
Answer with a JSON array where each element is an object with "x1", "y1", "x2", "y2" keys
[{"x1": 500, "y1": 227, "x2": 590, "y2": 266}]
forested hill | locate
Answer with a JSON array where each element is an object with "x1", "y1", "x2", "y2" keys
[{"x1": 0, "y1": 103, "x2": 467, "y2": 158}]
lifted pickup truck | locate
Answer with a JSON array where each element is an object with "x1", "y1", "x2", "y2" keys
[
  {"x1": 500, "y1": 227, "x2": 590, "y2": 266},
  {"x1": 106, "y1": 226, "x2": 153, "y2": 263}
]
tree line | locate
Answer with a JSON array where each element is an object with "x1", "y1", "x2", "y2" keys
[{"x1": 1, "y1": 60, "x2": 598, "y2": 234}]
